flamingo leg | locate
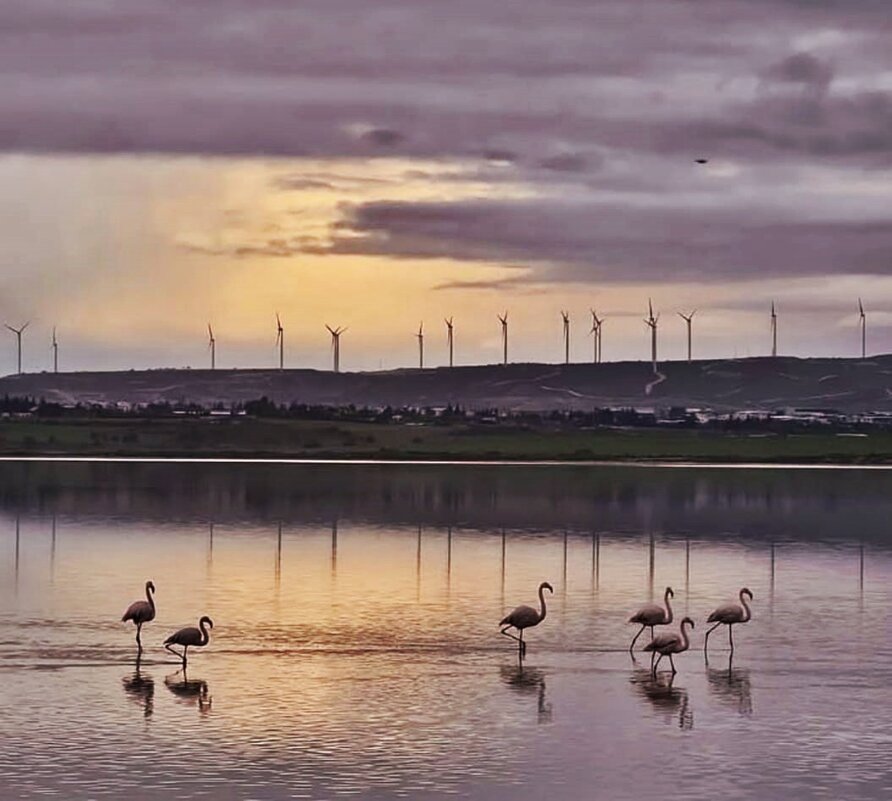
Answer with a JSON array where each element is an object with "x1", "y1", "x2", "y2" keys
[
  {"x1": 704, "y1": 622, "x2": 721, "y2": 656},
  {"x1": 652, "y1": 653, "x2": 663, "y2": 676},
  {"x1": 728, "y1": 624, "x2": 734, "y2": 653},
  {"x1": 629, "y1": 624, "x2": 646, "y2": 655},
  {"x1": 136, "y1": 622, "x2": 143, "y2": 652},
  {"x1": 669, "y1": 653, "x2": 676, "y2": 674},
  {"x1": 182, "y1": 646, "x2": 189, "y2": 668},
  {"x1": 500, "y1": 627, "x2": 522, "y2": 644},
  {"x1": 519, "y1": 629, "x2": 526, "y2": 659},
  {"x1": 165, "y1": 643, "x2": 184, "y2": 663}
]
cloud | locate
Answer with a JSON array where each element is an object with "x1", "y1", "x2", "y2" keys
[
  {"x1": 764, "y1": 51, "x2": 834, "y2": 91},
  {"x1": 1, "y1": 0, "x2": 890, "y2": 169},
  {"x1": 319, "y1": 198, "x2": 892, "y2": 283}
]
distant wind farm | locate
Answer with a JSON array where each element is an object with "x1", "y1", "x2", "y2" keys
[{"x1": 7, "y1": 299, "x2": 882, "y2": 380}]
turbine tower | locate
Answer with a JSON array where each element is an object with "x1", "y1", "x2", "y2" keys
[
  {"x1": 590, "y1": 309, "x2": 603, "y2": 363},
  {"x1": 275, "y1": 313, "x2": 284, "y2": 370},
  {"x1": 770, "y1": 301, "x2": 778, "y2": 358},
  {"x1": 207, "y1": 323, "x2": 216, "y2": 370},
  {"x1": 326, "y1": 324, "x2": 346, "y2": 373},
  {"x1": 497, "y1": 311, "x2": 508, "y2": 366},
  {"x1": 5, "y1": 321, "x2": 29, "y2": 375},
  {"x1": 644, "y1": 299, "x2": 659, "y2": 371},
  {"x1": 444, "y1": 317, "x2": 454, "y2": 368},
  {"x1": 678, "y1": 309, "x2": 696, "y2": 362},
  {"x1": 416, "y1": 321, "x2": 424, "y2": 369},
  {"x1": 561, "y1": 310, "x2": 570, "y2": 364},
  {"x1": 859, "y1": 298, "x2": 866, "y2": 359},
  {"x1": 51, "y1": 326, "x2": 58, "y2": 374}
]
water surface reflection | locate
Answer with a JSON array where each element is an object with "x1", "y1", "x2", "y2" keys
[{"x1": 1, "y1": 461, "x2": 891, "y2": 800}]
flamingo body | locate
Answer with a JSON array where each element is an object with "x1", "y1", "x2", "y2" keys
[
  {"x1": 500, "y1": 604, "x2": 540, "y2": 630},
  {"x1": 705, "y1": 588, "x2": 753, "y2": 656},
  {"x1": 164, "y1": 616, "x2": 213, "y2": 667},
  {"x1": 500, "y1": 582, "x2": 553, "y2": 657},
  {"x1": 628, "y1": 586, "x2": 674, "y2": 654},
  {"x1": 644, "y1": 616, "x2": 694, "y2": 675},
  {"x1": 122, "y1": 580, "x2": 156, "y2": 652},
  {"x1": 629, "y1": 603, "x2": 668, "y2": 626},
  {"x1": 707, "y1": 603, "x2": 748, "y2": 625}
]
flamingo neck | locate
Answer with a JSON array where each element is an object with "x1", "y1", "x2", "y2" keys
[
  {"x1": 680, "y1": 620, "x2": 692, "y2": 651},
  {"x1": 199, "y1": 619, "x2": 210, "y2": 645},
  {"x1": 538, "y1": 586, "x2": 548, "y2": 622},
  {"x1": 145, "y1": 585, "x2": 155, "y2": 611},
  {"x1": 663, "y1": 591, "x2": 673, "y2": 624},
  {"x1": 739, "y1": 592, "x2": 751, "y2": 623}
]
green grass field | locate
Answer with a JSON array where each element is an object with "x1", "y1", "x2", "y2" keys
[{"x1": 0, "y1": 417, "x2": 890, "y2": 463}]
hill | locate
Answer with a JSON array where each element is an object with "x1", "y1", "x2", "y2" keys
[{"x1": 0, "y1": 356, "x2": 890, "y2": 414}]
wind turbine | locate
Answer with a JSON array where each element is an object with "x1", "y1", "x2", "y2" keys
[
  {"x1": 416, "y1": 321, "x2": 424, "y2": 369},
  {"x1": 497, "y1": 311, "x2": 508, "y2": 365},
  {"x1": 51, "y1": 326, "x2": 58, "y2": 374},
  {"x1": 858, "y1": 298, "x2": 866, "y2": 359},
  {"x1": 445, "y1": 317, "x2": 454, "y2": 367},
  {"x1": 770, "y1": 301, "x2": 778, "y2": 358},
  {"x1": 5, "y1": 321, "x2": 29, "y2": 375},
  {"x1": 590, "y1": 309, "x2": 603, "y2": 363},
  {"x1": 207, "y1": 324, "x2": 216, "y2": 370},
  {"x1": 678, "y1": 309, "x2": 696, "y2": 362},
  {"x1": 561, "y1": 310, "x2": 570, "y2": 364},
  {"x1": 326, "y1": 324, "x2": 346, "y2": 372},
  {"x1": 644, "y1": 299, "x2": 659, "y2": 371},
  {"x1": 275, "y1": 313, "x2": 284, "y2": 370}
]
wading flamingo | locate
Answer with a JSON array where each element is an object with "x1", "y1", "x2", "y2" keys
[
  {"x1": 164, "y1": 616, "x2": 213, "y2": 667},
  {"x1": 628, "y1": 586, "x2": 674, "y2": 654},
  {"x1": 121, "y1": 580, "x2": 156, "y2": 652},
  {"x1": 704, "y1": 588, "x2": 753, "y2": 656},
  {"x1": 644, "y1": 617, "x2": 695, "y2": 676},
  {"x1": 500, "y1": 582, "x2": 553, "y2": 658}
]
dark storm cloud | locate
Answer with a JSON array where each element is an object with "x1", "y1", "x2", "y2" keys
[{"x1": 319, "y1": 199, "x2": 892, "y2": 282}]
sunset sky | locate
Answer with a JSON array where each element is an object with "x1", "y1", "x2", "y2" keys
[{"x1": 1, "y1": 0, "x2": 890, "y2": 373}]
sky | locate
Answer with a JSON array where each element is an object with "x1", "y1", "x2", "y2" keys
[{"x1": 0, "y1": 0, "x2": 891, "y2": 373}]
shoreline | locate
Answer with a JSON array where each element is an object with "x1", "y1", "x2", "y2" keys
[
  {"x1": 2, "y1": 417, "x2": 891, "y2": 466},
  {"x1": 1, "y1": 454, "x2": 891, "y2": 469}
]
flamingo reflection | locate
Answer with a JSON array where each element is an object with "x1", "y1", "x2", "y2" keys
[
  {"x1": 705, "y1": 655, "x2": 753, "y2": 716},
  {"x1": 500, "y1": 664, "x2": 552, "y2": 724},
  {"x1": 122, "y1": 663, "x2": 155, "y2": 718},
  {"x1": 629, "y1": 667, "x2": 693, "y2": 730},
  {"x1": 165, "y1": 669, "x2": 212, "y2": 714}
]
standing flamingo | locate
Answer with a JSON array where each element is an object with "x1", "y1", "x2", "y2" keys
[
  {"x1": 644, "y1": 617, "x2": 695, "y2": 676},
  {"x1": 704, "y1": 587, "x2": 753, "y2": 656},
  {"x1": 628, "y1": 586, "x2": 674, "y2": 654},
  {"x1": 164, "y1": 616, "x2": 214, "y2": 667},
  {"x1": 500, "y1": 582, "x2": 553, "y2": 658},
  {"x1": 121, "y1": 580, "x2": 156, "y2": 653}
]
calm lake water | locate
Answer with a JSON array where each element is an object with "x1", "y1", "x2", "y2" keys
[{"x1": 1, "y1": 460, "x2": 891, "y2": 800}]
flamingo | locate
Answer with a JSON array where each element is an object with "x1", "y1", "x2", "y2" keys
[
  {"x1": 628, "y1": 586, "x2": 674, "y2": 654},
  {"x1": 704, "y1": 587, "x2": 753, "y2": 656},
  {"x1": 121, "y1": 580, "x2": 156, "y2": 652},
  {"x1": 643, "y1": 617, "x2": 695, "y2": 675},
  {"x1": 164, "y1": 616, "x2": 213, "y2": 667},
  {"x1": 500, "y1": 581, "x2": 553, "y2": 658}
]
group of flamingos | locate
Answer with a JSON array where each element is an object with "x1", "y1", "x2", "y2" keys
[
  {"x1": 121, "y1": 581, "x2": 213, "y2": 667},
  {"x1": 500, "y1": 582, "x2": 753, "y2": 674},
  {"x1": 123, "y1": 578, "x2": 750, "y2": 674}
]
